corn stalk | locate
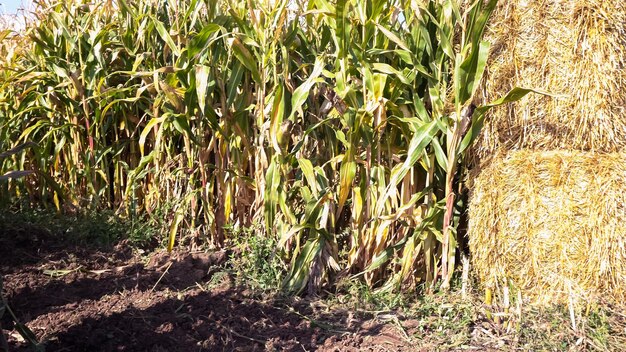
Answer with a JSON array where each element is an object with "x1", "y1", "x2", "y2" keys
[{"x1": 0, "y1": 0, "x2": 540, "y2": 293}]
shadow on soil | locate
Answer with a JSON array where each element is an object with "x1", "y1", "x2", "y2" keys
[{"x1": 0, "y1": 230, "x2": 400, "y2": 352}]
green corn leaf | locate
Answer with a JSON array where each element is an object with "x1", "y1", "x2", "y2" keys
[
  {"x1": 375, "y1": 23, "x2": 410, "y2": 51},
  {"x1": 230, "y1": 37, "x2": 262, "y2": 84},
  {"x1": 455, "y1": 40, "x2": 490, "y2": 106},
  {"x1": 279, "y1": 187, "x2": 298, "y2": 224},
  {"x1": 376, "y1": 120, "x2": 439, "y2": 214},
  {"x1": 282, "y1": 236, "x2": 324, "y2": 294},
  {"x1": 171, "y1": 114, "x2": 200, "y2": 145},
  {"x1": 227, "y1": 61, "x2": 245, "y2": 107},
  {"x1": 117, "y1": 0, "x2": 136, "y2": 17},
  {"x1": 188, "y1": 24, "x2": 222, "y2": 59},
  {"x1": 278, "y1": 223, "x2": 315, "y2": 249},
  {"x1": 302, "y1": 190, "x2": 332, "y2": 227},
  {"x1": 431, "y1": 137, "x2": 448, "y2": 170},
  {"x1": 264, "y1": 156, "x2": 281, "y2": 231},
  {"x1": 335, "y1": 0, "x2": 349, "y2": 58},
  {"x1": 465, "y1": 0, "x2": 498, "y2": 48},
  {"x1": 477, "y1": 87, "x2": 556, "y2": 114},
  {"x1": 270, "y1": 83, "x2": 286, "y2": 154},
  {"x1": 289, "y1": 57, "x2": 325, "y2": 121},
  {"x1": 298, "y1": 158, "x2": 319, "y2": 197},
  {"x1": 372, "y1": 63, "x2": 411, "y2": 85},
  {"x1": 354, "y1": 235, "x2": 411, "y2": 277},
  {"x1": 459, "y1": 87, "x2": 554, "y2": 154},
  {"x1": 151, "y1": 16, "x2": 181, "y2": 56}
]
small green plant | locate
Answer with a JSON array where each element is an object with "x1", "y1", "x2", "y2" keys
[
  {"x1": 0, "y1": 207, "x2": 125, "y2": 246},
  {"x1": 585, "y1": 309, "x2": 614, "y2": 350},
  {"x1": 127, "y1": 201, "x2": 177, "y2": 248},
  {"x1": 333, "y1": 279, "x2": 409, "y2": 312},
  {"x1": 65, "y1": 211, "x2": 126, "y2": 246},
  {"x1": 206, "y1": 270, "x2": 231, "y2": 290},
  {"x1": 411, "y1": 292, "x2": 476, "y2": 345},
  {"x1": 226, "y1": 225, "x2": 287, "y2": 292}
]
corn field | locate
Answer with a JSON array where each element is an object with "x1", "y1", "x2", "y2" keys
[{"x1": 0, "y1": 0, "x2": 533, "y2": 294}]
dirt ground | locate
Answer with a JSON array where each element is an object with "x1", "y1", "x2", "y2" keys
[
  {"x1": 3, "y1": 226, "x2": 622, "y2": 352},
  {"x1": 0, "y1": 229, "x2": 429, "y2": 352}
]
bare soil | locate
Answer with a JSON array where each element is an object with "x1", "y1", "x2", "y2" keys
[
  {"x1": 0, "y1": 229, "x2": 423, "y2": 351},
  {"x1": 5, "y1": 225, "x2": 621, "y2": 352}
]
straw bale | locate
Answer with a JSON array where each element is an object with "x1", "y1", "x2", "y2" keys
[
  {"x1": 476, "y1": 0, "x2": 626, "y2": 157},
  {"x1": 468, "y1": 150, "x2": 626, "y2": 306}
]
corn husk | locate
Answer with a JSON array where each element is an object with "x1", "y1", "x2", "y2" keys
[
  {"x1": 475, "y1": 0, "x2": 626, "y2": 158},
  {"x1": 468, "y1": 150, "x2": 626, "y2": 306}
]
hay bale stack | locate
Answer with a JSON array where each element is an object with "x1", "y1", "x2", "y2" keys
[
  {"x1": 476, "y1": 0, "x2": 626, "y2": 157},
  {"x1": 468, "y1": 150, "x2": 626, "y2": 305}
]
